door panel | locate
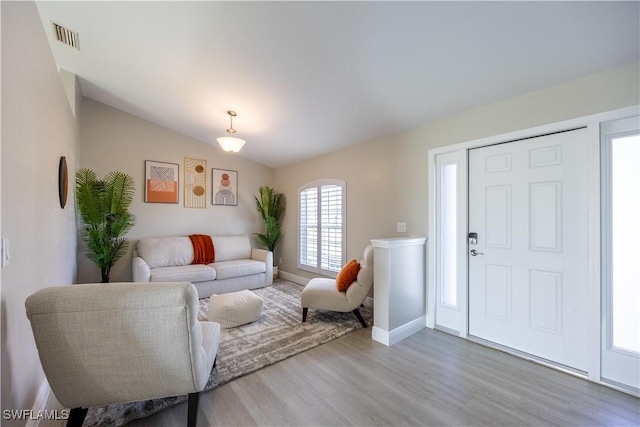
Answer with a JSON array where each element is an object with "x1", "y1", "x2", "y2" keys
[
  {"x1": 529, "y1": 181, "x2": 562, "y2": 251},
  {"x1": 468, "y1": 129, "x2": 589, "y2": 371},
  {"x1": 601, "y1": 116, "x2": 640, "y2": 392},
  {"x1": 434, "y1": 151, "x2": 465, "y2": 333}
]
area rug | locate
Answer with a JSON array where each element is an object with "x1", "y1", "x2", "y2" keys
[{"x1": 84, "y1": 279, "x2": 372, "y2": 426}]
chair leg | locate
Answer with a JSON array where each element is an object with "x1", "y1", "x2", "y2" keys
[
  {"x1": 66, "y1": 407, "x2": 88, "y2": 427},
  {"x1": 187, "y1": 392, "x2": 200, "y2": 427},
  {"x1": 353, "y1": 308, "x2": 367, "y2": 328},
  {"x1": 302, "y1": 307, "x2": 308, "y2": 322}
]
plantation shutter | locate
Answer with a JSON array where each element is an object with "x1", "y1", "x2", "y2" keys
[
  {"x1": 300, "y1": 187, "x2": 318, "y2": 268},
  {"x1": 320, "y1": 185, "x2": 343, "y2": 272},
  {"x1": 298, "y1": 181, "x2": 345, "y2": 274}
]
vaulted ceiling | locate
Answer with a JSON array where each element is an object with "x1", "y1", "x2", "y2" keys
[{"x1": 35, "y1": 1, "x2": 639, "y2": 168}]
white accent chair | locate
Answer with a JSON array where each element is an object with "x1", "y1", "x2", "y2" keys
[
  {"x1": 25, "y1": 282, "x2": 220, "y2": 427},
  {"x1": 301, "y1": 244, "x2": 374, "y2": 327}
]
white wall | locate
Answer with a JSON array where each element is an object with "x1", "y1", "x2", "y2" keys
[
  {"x1": 1, "y1": 1, "x2": 79, "y2": 416},
  {"x1": 79, "y1": 98, "x2": 274, "y2": 283},
  {"x1": 275, "y1": 61, "x2": 640, "y2": 280}
]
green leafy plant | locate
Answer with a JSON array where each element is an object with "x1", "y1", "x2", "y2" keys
[
  {"x1": 76, "y1": 168, "x2": 136, "y2": 283},
  {"x1": 253, "y1": 186, "x2": 286, "y2": 261}
]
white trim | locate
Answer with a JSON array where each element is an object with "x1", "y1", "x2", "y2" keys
[
  {"x1": 429, "y1": 151, "x2": 468, "y2": 335},
  {"x1": 586, "y1": 122, "x2": 602, "y2": 382},
  {"x1": 370, "y1": 237, "x2": 426, "y2": 249},
  {"x1": 297, "y1": 179, "x2": 347, "y2": 276},
  {"x1": 427, "y1": 149, "x2": 437, "y2": 329},
  {"x1": 468, "y1": 335, "x2": 588, "y2": 379},
  {"x1": 428, "y1": 105, "x2": 640, "y2": 157},
  {"x1": 598, "y1": 116, "x2": 640, "y2": 393},
  {"x1": 458, "y1": 150, "x2": 469, "y2": 339},
  {"x1": 278, "y1": 270, "x2": 309, "y2": 285},
  {"x1": 372, "y1": 316, "x2": 426, "y2": 346},
  {"x1": 600, "y1": 379, "x2": 640, "y2": 398},
  {"x1": 427, "y1": 105, "x2": 639, "y2": 386},
  {"x1": 26, "y1": 379, "x2": 51, "y2": 427}
]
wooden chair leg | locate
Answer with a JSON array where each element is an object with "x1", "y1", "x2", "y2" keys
[
  {"x1": 302, "y1": 307, "x2": 308, "y2": 322},
  {"x1": 353, "y1": 308, "x2": 367, "y2": 328},
  {"x1": 66, "y1": 407, "x2": 88, "y2": 427},
  {"x1": 187, "y1": 392, "x2": 200, "y2": 427}
]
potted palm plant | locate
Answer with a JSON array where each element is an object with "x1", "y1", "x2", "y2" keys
[
  {"x1": 253, "y1": 186, "x2": 286, "y2": 278},
  {"x1": 76, "y1": 168, "x2": 136, "y2": 283}
]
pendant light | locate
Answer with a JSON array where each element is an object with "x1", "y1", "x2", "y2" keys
[{"x1": 217, "y1": 111, "x2": 246, "y2": 153}]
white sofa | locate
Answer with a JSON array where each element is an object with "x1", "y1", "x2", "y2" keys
[{"x1": 132, "y1": 235, "x2": 273, "y2": 298}]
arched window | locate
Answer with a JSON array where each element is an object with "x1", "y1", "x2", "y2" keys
[{"x1": 298, "y1": 180, "x2": 346, "y2": 275}]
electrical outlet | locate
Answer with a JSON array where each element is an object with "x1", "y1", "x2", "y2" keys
[
  {"x1": 279, "y1": 257, "x2": 283, "y2": 265},
  {"x1": 397, "y1": 222, "x2": 407, "y2": 233}
]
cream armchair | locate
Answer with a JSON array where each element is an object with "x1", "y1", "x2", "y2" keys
[
  {"x1": 301, "y1": 244, "x2": 374, "y2": 327},
  {"x1": 25, "y1": 282, "x2": 220, "y2": 427}
]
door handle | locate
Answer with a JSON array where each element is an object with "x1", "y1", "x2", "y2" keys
[{"x1": 470, "y1": 249, "x2": 484, "y2": 256}]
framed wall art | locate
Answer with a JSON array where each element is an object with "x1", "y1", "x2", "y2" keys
[
  {"x1": 212, "y1": 168, "x2": 238, "y2": 206},
  {"x1": 145, "y1": 160, "x2": 179, "y2": 203},
  {"x1": 184, "y1": 157, "x2": 207, "y2": 208}
]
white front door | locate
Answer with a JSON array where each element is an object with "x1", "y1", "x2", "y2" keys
[{"x1": 468, "y1": 129, "x2": 590, "y2": 371}]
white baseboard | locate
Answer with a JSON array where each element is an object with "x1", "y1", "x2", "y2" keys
[
  {"x1": 278, "y1": 270, "x2": 310, "y2": 285},
  {"x1": 372, "y1": 316, "x2": 426, "y2": 346},
  {"x1": 26, "y1": 379, "x2": 51, "y2": 427}
]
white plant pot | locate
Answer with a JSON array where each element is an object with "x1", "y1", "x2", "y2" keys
[{"x1": 273, "y1": 265, "x2": 279, "y2": 279}]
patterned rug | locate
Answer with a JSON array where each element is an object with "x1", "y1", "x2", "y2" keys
[{"x1": 84, "y1": 279, "x2": 372, "y2": 426}]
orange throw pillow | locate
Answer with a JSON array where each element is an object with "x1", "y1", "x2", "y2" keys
[{"x1": 336, "y1": 259, "x2": 361, "y2": 292}]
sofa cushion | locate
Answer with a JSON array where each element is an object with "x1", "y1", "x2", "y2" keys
[
  {"x1": 209, "y1": 259, "x2": 265, "y2": 280},
  {"x1": 212, "y1": 236, "x2": 252, "y2": 262},
  {"x1": 138, "y1": 237, "x2": 194, "y2": 268},
  {"x1": 150, "y1": 265, "x2": 216, "y2": 283}
]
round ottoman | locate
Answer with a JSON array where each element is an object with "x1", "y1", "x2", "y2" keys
[{"x1": 207, "y1": 289, "x2": 263, "y2": 329}]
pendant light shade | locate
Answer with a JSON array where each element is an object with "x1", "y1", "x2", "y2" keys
[
  {"x1": 217, "y1": 111, "x2": 246, "y2": 153},
  {"x1": 217, "y1": 136, "x2": 246, "y2": 153}
]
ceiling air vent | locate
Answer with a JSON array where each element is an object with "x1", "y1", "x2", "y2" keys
[{"x1": 52, "y1": 22, "x2": 79, "y2": 50}]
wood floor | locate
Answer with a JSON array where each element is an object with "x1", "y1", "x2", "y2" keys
[{"x1": 46, "y1": 327, "x2": 639, "y2": 427}]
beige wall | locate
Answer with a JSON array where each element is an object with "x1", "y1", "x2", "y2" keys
[
  {"x1": 79, "y1": 98, "x2": 274, "y2": 283},
  {"x1": 1, "y1": 1, "x2": 80, "y2": 417},
  {"x1": 276, "y1": 61, "x2": 640, "y2": 280}
]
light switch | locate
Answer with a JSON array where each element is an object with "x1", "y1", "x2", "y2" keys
[
  {"x1": 2, "y1": 238, "x2": 10, "y2": 268},
  {"x1": 397, "y1": 222, "x2": 406, "y2": 233}
]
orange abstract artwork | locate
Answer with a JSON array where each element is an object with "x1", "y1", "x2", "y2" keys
[{"x1": 145, "y1": 161, "x2": 179, "y2": 203}]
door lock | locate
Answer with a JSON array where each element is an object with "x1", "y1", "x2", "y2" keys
[
  {"x1": 468, "y1": 232, "x2": 478, "y2": 245},
  {"x1": 470, "y1": 249, "x2": 484, "y2": 256}
]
